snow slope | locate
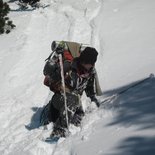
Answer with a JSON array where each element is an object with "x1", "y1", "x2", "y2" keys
[{"x1": 0, "y1": 0, "x2": 155, "y2": 154}]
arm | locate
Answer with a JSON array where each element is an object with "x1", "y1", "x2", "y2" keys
[
  {"x1": 85, "y1": 74, "x2": 95, "y2": 97},
  {"x1": 46, "y1": 60, "x2": 72, "y2": 92},
  {"x1": 85, "y1": 73, "x2": 100, "y2": 107},
  {"x1": 43, "y1": 61, "x2": 61, "y2": 92}
]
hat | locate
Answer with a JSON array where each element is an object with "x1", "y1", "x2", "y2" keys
[{"x1": 79, "y1": 47, "x2": 98, "y2": 65}]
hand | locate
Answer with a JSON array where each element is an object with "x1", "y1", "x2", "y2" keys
[
  {"x1": 90, "y1": 96, "x2": 100, "y2": 107},
  {"x1": 51, "y1": 41, "x2": 65, "y2": 54},
  {"x1": 55, "y1": 46, "x2": 64, "y2": 54},
  {"x1": 55, "y1": 42, "x2": 65, "y2": 54}
]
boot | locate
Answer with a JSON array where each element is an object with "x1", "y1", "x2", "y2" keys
[
  {"x1": 71, "y1": 108, "x2": 84, "y2": 127},
  {"x1": 50, "y1": 126, "x2": 68, "y2": 138}
]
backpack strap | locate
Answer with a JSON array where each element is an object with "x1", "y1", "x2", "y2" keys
[{"x1": 45, "y1": 51, "x2": 54, "y2": 61}]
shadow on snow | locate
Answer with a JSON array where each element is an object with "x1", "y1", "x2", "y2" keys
[
  {"x1": 25, "y1": 106, "x2": 45, "y2": 130},
  {"x1": 101, "y1": 75, "x2": 155, "y2": 155},
  {"x1": 101, "y1": 75, "x2": 155, "y2": 130},
  {"x1": 106, "y1": 136, "x2": 155, "y2": 155}
]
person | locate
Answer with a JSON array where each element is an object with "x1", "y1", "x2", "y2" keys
[{"x1": 42, "y1": 43, "x2": 100, "y2": 138}]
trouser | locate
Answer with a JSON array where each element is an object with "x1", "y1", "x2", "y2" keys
[{"x1": 49, "y1": 92, "x2": 83, "y2": 129}]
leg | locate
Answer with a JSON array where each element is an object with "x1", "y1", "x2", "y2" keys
[
  {"x1": 51, "y1": 92, "x2": 81, "y2": 137},
  {"x1": 48, "y1": 103, "x2": 59, "y2": 123},
  {"x1": 40, "y1": 94, "x2": 60, "y2": 126}
]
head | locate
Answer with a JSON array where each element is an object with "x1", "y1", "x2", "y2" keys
[
  {"x1": 79, "y1": 47, "x2": 98, "y2": 66},
  {"x1": 77, "y1": 47, "x2": 98, "y2": 75}
]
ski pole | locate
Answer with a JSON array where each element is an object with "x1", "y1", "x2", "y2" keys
[{"x1": 59, "y1": 54, "x2": 69, "y2": 130}]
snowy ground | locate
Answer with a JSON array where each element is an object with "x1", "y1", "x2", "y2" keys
[{"x1": 0, "y1": 0, "x2": 155, "y2": 154}]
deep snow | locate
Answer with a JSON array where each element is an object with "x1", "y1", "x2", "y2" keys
[{"x1": 0, "y1": 0, "x2": 155, "y2": 155}]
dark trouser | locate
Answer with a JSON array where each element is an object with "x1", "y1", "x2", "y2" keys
[{"x1": 49, "y1": 92, "x2": 83, "y2": 129}]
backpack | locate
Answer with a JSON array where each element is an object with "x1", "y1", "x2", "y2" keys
[
  {"x1": 43, "y1": 41, "x2": 102, "y2": 96},
  {"x1": 49, "y1": 41, "x2": 88, "y2": 62},
  {"x1": 43, "y1": 41, "x2": 88, "y2": 76}
]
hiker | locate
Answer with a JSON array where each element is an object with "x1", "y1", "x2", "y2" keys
[{"x1": 42, "y1": 41, "x2": 100, "y2": 138}]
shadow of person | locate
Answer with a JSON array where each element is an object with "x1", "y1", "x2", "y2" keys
[{"x1": 25, "y1": 106, "x2": 45, "y2": 130}]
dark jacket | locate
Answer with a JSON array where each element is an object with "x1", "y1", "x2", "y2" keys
[
  {"x1": 64, "y1": 58, "x2": 96, "y2": 97},
  {"x1": 46, "y1": 57, "x2": 96, "y2": 98}
]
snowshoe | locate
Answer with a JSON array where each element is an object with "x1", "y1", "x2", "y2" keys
[{"x1": 45, "y1": 136, "x2": 60, "y2": 143}]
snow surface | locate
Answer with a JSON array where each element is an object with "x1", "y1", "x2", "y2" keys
[{"x1": 0, "y1": 0, "x2": 155, "y2": 154}]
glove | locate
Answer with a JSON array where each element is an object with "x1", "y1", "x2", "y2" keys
[
  {"x1": 90, "y1": 96, "x2": 100, "y2": 107},
  {"x1": 55, "y1": 42, "x2": 65, "y2": 54},
  {"x1": 51, "y1": 41, "x2": 65, "y2": 54},
  {"x1": 55, "y1": 46, "x2": 64, "y2": 54}
]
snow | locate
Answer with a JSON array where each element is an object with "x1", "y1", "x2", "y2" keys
[{"x1": 0, "y1": 0, "x2": 155, "y2": 154}]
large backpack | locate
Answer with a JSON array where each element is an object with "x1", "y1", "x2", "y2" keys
[
  {"x1": 47, "y1": 41, "x2": 88, "y2": 62},
  {"x1": 43, "y1": 41, "x2": 102, "y2": 96}
]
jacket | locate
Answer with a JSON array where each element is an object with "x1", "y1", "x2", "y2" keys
[{"x1": 45, "y1": 57, "x2": 96, "y2": 98}]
